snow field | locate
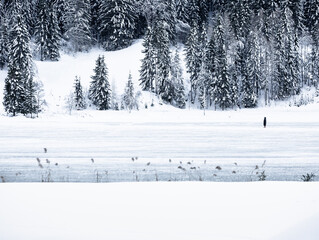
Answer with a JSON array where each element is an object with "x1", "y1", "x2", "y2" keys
[
  {"x1": 0, "y1": 104, "x2": 319, "y2": 182},
  {"x1": 0, "y1": 182, "x2": 319, "y2": 240}
]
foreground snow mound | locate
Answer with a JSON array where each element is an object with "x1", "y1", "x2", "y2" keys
[{"x1": 0, "y1": 182, "x2": 318, "y2": 240}]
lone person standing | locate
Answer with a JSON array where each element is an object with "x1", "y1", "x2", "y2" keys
[{"x1": 263, "y1": 117, "x2": 267, "y2": 128}]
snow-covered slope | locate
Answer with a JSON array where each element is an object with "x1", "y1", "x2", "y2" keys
[{"x1": 0, "y1": 39, "x2": 148, "y2": 114}]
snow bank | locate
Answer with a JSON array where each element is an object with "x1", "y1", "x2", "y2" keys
[{"x1": 0, "y1": 182, "x2": 318, "y2": 240}]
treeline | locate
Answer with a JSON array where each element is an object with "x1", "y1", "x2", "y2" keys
[
  {"x1": 140, "y1": 0, "x2": 319, "y2": 109},
  {"x1": 1, "y1": 0, "x2": 319, "y2": 116}
]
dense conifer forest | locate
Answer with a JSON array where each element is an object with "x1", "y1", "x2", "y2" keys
[{"x1": 1, "y1": 0, "x2": 319, "y2": 115}]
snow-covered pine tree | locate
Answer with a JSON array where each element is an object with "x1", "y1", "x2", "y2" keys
[
  {"x1": 176, "y1": 0, "x2": 187, "y2": 23},
  {"x1": 170, "y1": 50, "x2": 186, "y2": 109},
  {"x1": 3, "y1": 4, "x2": 35, "y2": 116},
  {"x1": 99, "y1": 0, "x2": 137, "y2": 50},
  {"x1": 213, "y1": 14, "x2": 233, "y2": 110},
  {"x1": 241, "y1": 35, "x2": 258, "y2": 108},
  {"x1": 198, "y1": 23, "x2": 211, "y2": 109},
  {"x1": 89, "y1": 55, "x2": 112, "y2": 110},
  {"x1": 139, "y1": 26, "x2": 156, "y2": 92},
  {"x1": 56, "y1": 0, "x2": 68, "y2": 35},
  {"x1": 228, "y1": 0, "x2": 252, "y2": 39},
  {"x1": 35, "y1": 1, "x2": 60, "y2": 61},
  {"x1": 0, "y1": 3, "x2": 9, "y2": 69},
  {"x1": 122, "y1": 73, "x2": 137, "y2": 112},
  {"x1": 153, "y1": 18, "x2": 172, "y2": 102},
  {"x1": 47, "y1": 2, "x2": 61, "y2": 61},
  {"x1": 272, "y1": 9, "x2": 286, "y2": 100},
  {"x1": 24, "y1": 77, "x2": 38, "y2": 118},
  {"x1": 35, "y1": 0, "x2": 50, "y2": 61},
  {"x1": 74, "y1": 76, "x2": 86, "y2": 110},
  {"x1": 185, "y1": 20, "x2": 201, "y2": 103},
  {"x1": 90, "y1": 0, "x2": 102, "y2": 42},
  {"x1": 186, "y1": 0, "x2": 200, "y2": 26},
  {"x1": 64, "y1": 0, "x2": 92, "y2": 52}
]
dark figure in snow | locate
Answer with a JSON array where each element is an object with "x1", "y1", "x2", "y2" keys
[{"x1": 263, "y1": 117, "x2": 267, "y2": 128}]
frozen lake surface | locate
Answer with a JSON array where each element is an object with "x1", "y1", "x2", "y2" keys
[{"x1": 1, "y1": 105, "x2": 319, "y2": 182}]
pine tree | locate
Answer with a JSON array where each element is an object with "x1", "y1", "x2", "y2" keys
[
  {"x1": 153, "y1": 19, "x2": 171, "y2": 101},
  {"x1": 3, "y1": 4, "x2": 35, "y2": 116},
  {"x1": 176, "y1": 0, "x2": 187, "y2": 23},
  {"x1": 99, "y1": 0, "x2": 136, "y2": 50},
  {"x1": 228, "y1": 0, "x2": 252, "y2": 39},
  {"x1": 35, "y1": 1, "x2": 60, "y2": 61},
  {"x1": 122, "y1": 73, "x2": 137, "y2": 112},
  {"x1": 35, "y1": 0, "x2": 50, "y2": 61},
  {"x1": 90, "y1": 0, "x2": 102, "y2": 42},
  {"x1": 74, "y1": 76, "x2": 86, "y2": 110},
  {"x1": 24, "y1": 78, "x2": 39, "y2": 118},
  {"x1": 213, "y1": 15, "x2": 233, "y2": 110},
  {"x1": 64, "y1": 0, "x2": 92, "y2": 52},
  {"x1": 47, "y1": 4, "x2": 61, "y2": 61},
  {"x1": 186, "y1": 20, "x2": 201, "y2": 103},
  {"x1": 89, "y1": 55, "x2": 112, "y2": 110},
  {"x1": 0, "y1": 3, "x2": 9, "y2": 69},
  {"x1": 198, "y1": 23, "x2": 211, "y2": 108},
  {"x1": 56, "y1": 0, "x2": 68, "y2": 35},
  {"x1": 171, "y1": 50, "x2": 186, "y2": 109},
  {"x1": 139, "y1": 26, "x2": 156, "y2": 92},
  {"x1": 241, "y1": 36, "x2": 258, "y2": 108}
]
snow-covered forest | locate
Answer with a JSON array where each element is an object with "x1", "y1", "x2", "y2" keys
[{"x1": 1, "y1": 0, "x2": 319, "y2": 116}]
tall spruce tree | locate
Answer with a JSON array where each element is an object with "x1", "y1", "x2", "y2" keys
[
  {"x1": 0, "y1": 3, "x2": 9, "y2": 69},
  {"x1": 153, "y1": 18, "x2": 172, "y2": 101},
  {"x1": 170, "y1": 50, "x2": 186, "y2": 109},
  {"x1": 64, "y1": 0, "x2": 92, "y2": 52},
  {"x1": 185, "y1": 20, "x2": 201, "y2": 103},
  {"x1": 3, "y1": 4, "x2": 35, "y2": 116},
  {"x1": 213, "y1": 15, "x2": 233, "y2": 110},
  {"x1": 99, "y1": 0, "x2": 137, "y2": 50},
  {"x1": 35, "y1": 0, "x2": 50, "y2": 61},
  {"x1": 47, "y1": 2, "x2": 61, "y2": 61},
  {"x1": 89, "y1": 55, "x2": 112, "y2": 110},
  {"x1": 35, "y1": 1, "x2": 60, "y2": 61},
  {"x1": 139, "y1": 26, "x2": 156, "y2": 92}
]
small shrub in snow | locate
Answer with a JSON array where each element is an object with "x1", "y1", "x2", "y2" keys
[{"x1": 301, "y1": 173, "x2": 316, "y2": 182}]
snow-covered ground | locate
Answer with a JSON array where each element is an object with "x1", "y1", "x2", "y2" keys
[
  {"x1": 0, "y1": 182, "x2": 319, "y2": 240},
  {"x1": 0, "y1": 103, "x2": 319, "y2": 182}
]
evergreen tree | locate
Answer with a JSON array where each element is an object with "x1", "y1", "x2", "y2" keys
[
  {"x1": 185, "y1": 20, "x2": 201, "y2": 103},
  {"x1": 176, "y1": 0, "x2": 187, "y2": 23},
  {"x1": 64, "y1": 0, "x2": 92, "y2": 52},
  {"x1": 0, "y1": 3, "x2": 9, "y2": 69},
  {"x1": 139, "y1": 26, "x2": 156, "y2": 92},
  {"x1": 3, "y1": 4, "x2": 35, "y2": 116},
  {"x1": 198, "y1": 23, "x2": 211, "y2": 108},
  {"x1": 241, "y1": 35, "x2": 258, "y2": 108},
  {"x1": 213, "y1": 15, "x2": 233, "y2": 110},
  {"x1": 56, "y1": 0, "x2": 68, "y2": 35},
  {"x1": 170, "y1": 50, "x2": 186, "y2": 109},
  {"x1": 228, "y1": 0, "x2": 252, "y2": 39},
  {"x1": 35, "y1": 0, "x2": 50, "y2": 61},
  {"x1": 89, "y1": 55, "x2": 112, "y2": 110},
  {"x1": 122, "y1": 73, "x2": 137, "y2": 112},
  {"x1": 35, "y1": 1, "x2": 60, "y2": 61},
  {"x1": 47, "y1": 2, "x2": 61, "y2": 61},
  {"x1": 90, "y1": 0, "x2": 102, "y2": 42},
  {"x1": 24, "y1": 78, "x2": 39, "y2": 117},
  {"x1": 153, "y1": 19, "x2": 172, "y2": 101},
  {"x1": 74, "y1": 76, "x2": 86, "y2": 110},
  {"x1": 99, "y1": 0, "x2": 137, "y2": 50}
]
